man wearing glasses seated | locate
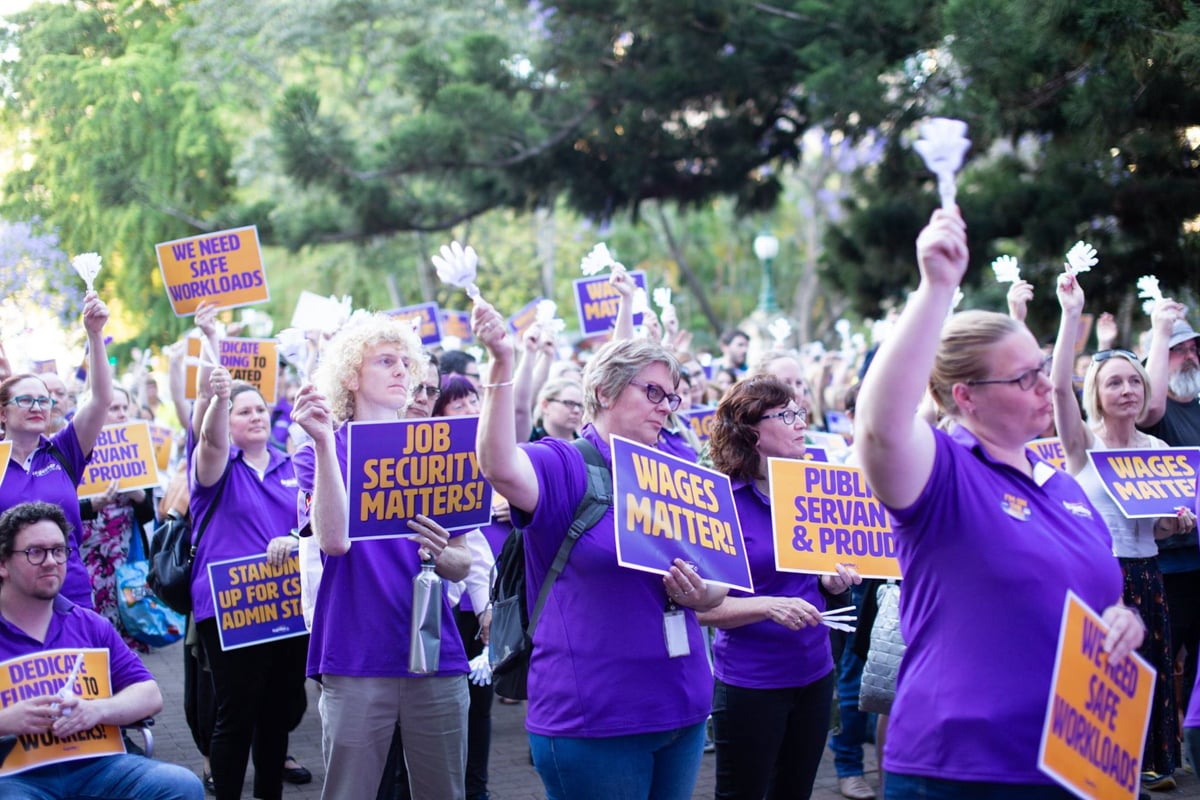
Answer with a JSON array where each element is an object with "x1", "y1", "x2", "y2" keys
[{"x1": 0, "y1": 502, "x2": 203, "y2": 800}]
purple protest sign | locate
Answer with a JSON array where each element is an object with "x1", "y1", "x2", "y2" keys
[
  {"x1": 573, "y1": 270, "x2": 646, "y2": 336},
  {"x1": 506, "y1": 297, "x2": 544, "y2": 338},
  {"x1": 611, "y1": 435, "x2": 752, "y2": 592},
  {"x1": 345, "y1": 416, "x2": 492, "y2": 540},
  {"x1": 439, "y1": 309, "x2": 474, "y2": 343},
  {"x1": 804, "y1": 447, "x2": 828, "y2": 463},
  {"x1": 681, "y1": 406, "x2": 715, "y2": 442},
  {"x1": 207, "y1": 553, "x2": 307, "y2": 650},
  {"x1": 1086, "y1": 447, "x2": 1200, "y2": 518},
  {"x1": 386, "y1": 302, "x2": 443, "y2": 346}
]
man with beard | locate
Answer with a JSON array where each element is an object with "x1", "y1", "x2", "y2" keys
[{"x1": 1140, "y1": 316, "x2": 1200, "y2": 786}]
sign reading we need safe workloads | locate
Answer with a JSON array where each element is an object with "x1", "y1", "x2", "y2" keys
[
  {"x1": 0, "y1": 649, "x2": 123, "y2": 777},
  {"x1": 769, "y1": 458, "x2": 900, "y2": 580},
  {"x1": 345, "y1": 416, "x2": 492, "y2": 540},
  {"x1": 611, "y1": 436, "x2": 752, "y2": 592},
  {"x1": 1039, "y1": 591, "x2": 1153, "y2": 800},
  {"x1": 156, "y1": 226, "x2": 269, "y2": 316}
]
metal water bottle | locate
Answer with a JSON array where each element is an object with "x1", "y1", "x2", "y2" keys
[{"x1": 409, "y1": 561, "x2": 442, "y2": 673}]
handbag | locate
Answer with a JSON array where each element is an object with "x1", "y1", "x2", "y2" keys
[
  {"x1": 116, "y1": 528, "x2": 187, "y2": 647},
  {"x1": 860, "y1": 581, "x2": 906, "y2": 715},
  {"x1": 148, "y1": 472, "x2": 227, "y2": 615}
]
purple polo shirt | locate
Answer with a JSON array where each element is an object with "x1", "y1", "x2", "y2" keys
[
  {"x1": 189, "y1": 447, "x2": 298, "y2": 624},
  {"x1": 293, "y1": 424, "x2": 467, "y2": 680},
  {"x1": 0, "y1": 596, "x2": 153, "y2": 693},
  {"x1": 511, "y1": 424, "x2": 711, "y2": 738},
  {"x1": 0, "y1": 424, "x2": 93, "y2": 608},
  {"x1": 656, "y1": 424, "x2": 699, "y2": 464},
  {"x1": 883, "y1": 425, "x2": 1121, "y2": 783},
  {"x1": 712, "y1": 479, "x2": 832, "y2": 689}
]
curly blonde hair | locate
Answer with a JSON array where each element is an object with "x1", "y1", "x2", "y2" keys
[{"x1": 314, "y1": 313, "x2": 424, "y2": 422}]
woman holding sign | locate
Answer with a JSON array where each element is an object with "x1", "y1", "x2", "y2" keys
[
  {"x1": 1051, "y1": 275, "x2": 1192, "y2": 789},
  {"x1": 472, "y1": 301, "x2": 725, "y2": 800},
  {"x1": 289, "y1": 313, "x2": 472, "y2": 800},
  {"x1": 190, "y1": 369, "x2": 308, "y2": 800},
  {"x1": 854, "y1": 208, "x2": 1143, "y2": 799},
  {"x1": 704, "y1": 375, "x2": 860, "y2": 799},
  {"x1": 0, "y1": 289, "x2": 113, "y2": 609}
]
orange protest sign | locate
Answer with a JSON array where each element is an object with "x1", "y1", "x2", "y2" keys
[
  {"x1": 147, "y1": 423, "x2": 174, "y2": 474},
  {"x1": 1029, "y1": 437, "x2": 1068, "y2": 472},
  {"x1": 0, "y1": 441, "x2": 10, "y2": 490},
  {"x1": 0, "y1": 648, "x2": 123, "y2": 776},
  {"x1": 75, "y1": 422, "x2": 159, "y2": 500},
  {"x1": 155, "y1": 225, "x2": 269, "y2": 316},
  {"x1": 1038, "y1": 591, "x2": 1153, "y2": 799},
  {"x1": 184, "y1": 336, "x2": 279, "y2": 404},
  {"x1": 769, "y1": 458, "x2": 900, "y2": 580}
]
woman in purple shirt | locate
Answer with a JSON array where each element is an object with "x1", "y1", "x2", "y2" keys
[
  {"x1": 855, "y1": 208, "x2": 1144, "y2": 799},
  {"x1": 704, "y1": 376, "x2": 859, "y2": 799},
  {"x1": 472, "y1": 299, "x2": 726, "y2": 800},
  {"x1": 0, "y1": 290, "x2": 113, "y2": 609}
]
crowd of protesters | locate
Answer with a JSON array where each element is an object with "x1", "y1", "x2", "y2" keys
[{"x1": 1, "y1": 207, "x2": 1199, "y2": 800}]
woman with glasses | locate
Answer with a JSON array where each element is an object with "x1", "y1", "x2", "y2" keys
[
  {"x1": 1051, "y1": 275, "x2": 1190, "y2": 790},
  {"x1": 0, "y1": 290, "x2": 113, "y2": 609},
  {"x1": 189, "y1": 368, "x2": 308, "y2": 800},
  {"x1": 703, "y1": 376, "x2": 859, "y2": 799},
  {"x1": 472, "y1": 300, "x2": 726, "y2": 800},
  {"x1": 855, "y1": 209, "x2": 1141, "y2": 799},
  {"x1": 531, "y1": 378, "x2": 583, "y2": 442}
]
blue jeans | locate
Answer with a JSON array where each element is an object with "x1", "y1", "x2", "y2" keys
[
  {"x1": 0, "y1": 753, "x2": 204, "y2": 799},
  {"x1": 884, "y1": 773, "x2": 1075, "y2": 799},
  {"x1": 529, "y1": 721, "x2": 706, "y2": 800},
  {"x1": 830, "y1": 583, "x2": 874, "y2": 778}
]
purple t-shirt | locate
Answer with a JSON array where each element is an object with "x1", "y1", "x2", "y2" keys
[
  {"x1": 1185, "y1": 481, "x2": 1200, "y2": 729},
  {"x1": 656, "y1": 424, "x2": 699, "y2": 464},
  {"x1": 712, "y1": 479, "x2": 832, "y2": 690},
  {"x1": 511, "y1": 425, "x2": 711, "y2": 738},
  {"x1": 883, "y1": 426, "x2": 1122, "y2": 784},
  {"x1": 0, "y1": 424, "x2": 93, "y2": 608},
  {"x1": 189, "y1": 447, "x2": 298, "y2": 624},
  {"x1": 293, "y1": 424, "x2": 467, "y2": 680},
  {"x1": 0, "y1": 596, "x2": 153, "y2": 693}
]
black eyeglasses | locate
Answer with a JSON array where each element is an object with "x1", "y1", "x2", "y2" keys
[
  {"x1": 1092, "y1": 349, "x2": 1138, "y2": 364},
  {"x1": 4, "y1": 395, "x2": 57, "y2": 410},
  {"x1": 966, "y1": 356, "x2": 1052, "y2": 392},
  {"x1": 760, "y1": 407, "x2": 808, "y2": 426},
  {"x1": 628, "y1": 380, "x2": 682, "y2": 411},
  {"x1": 548, "y1": 398, "x2": 584, "y2": 412},
  {"x1": 20, "y1": 545, "x2": 74, "y2": 565},
  {"x1": 414, "y1": 384, "x2": 441, "y2": 399}
]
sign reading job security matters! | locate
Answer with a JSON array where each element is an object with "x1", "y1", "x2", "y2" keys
[
  {"x1": 1086, "y1": 447, "x2": 1200, "y2": 519},
  {"x1": 184, "y1": 336, "x2": 280, "y2": 404},
  {"x1": 208, "y1": 553, "x2": 307, "y2": 651},
  {"x1": 156, "y1": 226, "x2": 269, "y2": 316},
  {"x1": 573, "y1": 271, "x2": 647, "y2": 336},
  {"x1": 75, "y1": 422, "x2": 160, "y2": 500},
  {"x1": 769, "y1": 458, "x2": 901, "y2": 580},
  {"x1": 1039, "y1": 591, "x2": 1154, "y2": 800},
  {"x1": 345, "y1": 416, "x2": 492, "y2": 540},
  {"x1": 611, "y1": 436, "x2": 752, "y2": 592},
  {"x1": 0, "y1": 648, "x2": 122, "y2": 776}
]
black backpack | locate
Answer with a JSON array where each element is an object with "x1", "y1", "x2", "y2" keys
[{"x1": 489, "y1": 438, "x2": 612, "y2": 700}]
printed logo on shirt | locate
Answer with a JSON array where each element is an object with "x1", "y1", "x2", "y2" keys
[
  {"x1": 1062, "y1": 500, "x2": 1094, "y2": 519},
  {"x1": 30, "y1": 464, "x2": 63, "y2": 478},
  {"x1": 1001, "y1": 493, "x2": 1031, "y2": 521},
  {"x1": 280, "y1": 477, "x2": 299, "y2": 488}
]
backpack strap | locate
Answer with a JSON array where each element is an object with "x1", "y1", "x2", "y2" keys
[{"x1": 526, "y1": 438, "x2": 613, "y2": 638}]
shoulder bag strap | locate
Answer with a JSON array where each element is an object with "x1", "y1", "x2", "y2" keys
[
  {"x1": 189, "y1": 468, "x2": 230, "y2": 559},
  {"x1": 526, "y1": 438, "x2": 613, "y2": 637}
]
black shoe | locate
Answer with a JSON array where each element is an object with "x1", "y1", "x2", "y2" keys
[
  {"x1": 282, "y1": 756, "x2": 313, "y2": 785},
  {"x1": 202, "y1": 771, "x2": 215, "y2": 795}
]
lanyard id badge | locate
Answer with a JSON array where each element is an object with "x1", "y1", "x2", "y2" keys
[{"x1": 664, "y1": 602, "x2": 690, "y2": 658}]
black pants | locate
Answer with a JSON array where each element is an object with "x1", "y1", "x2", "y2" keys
[
  {"x1": 1165, "y1": 570, "x2": 1200, "y2": 717},
  {"x1": 455, "y1": 607, "x2": 493, "y2": 799},
  {"x1": 183, "y1": 618, "x2": 215, "y2": 759},
  {"x1": 197, "y1": 618, "x2": 308, "y2": 800},
  {"x1": 712, "y1": 671, "x2": 835, "y2": 800}
]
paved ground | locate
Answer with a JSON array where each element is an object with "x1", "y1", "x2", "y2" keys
[{"x1": 140, "y1": 641, "x2": 1200, "y2": 799}]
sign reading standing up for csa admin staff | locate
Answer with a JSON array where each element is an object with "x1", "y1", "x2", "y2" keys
[{"x1": 208, "y1": 553, "x2": 307, "y2": 650}]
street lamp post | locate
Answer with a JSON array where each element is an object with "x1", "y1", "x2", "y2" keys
[{"x1": 753, "y1": 231, "x2": 780, "y2": 315}]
